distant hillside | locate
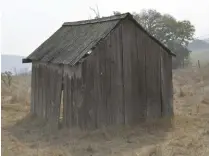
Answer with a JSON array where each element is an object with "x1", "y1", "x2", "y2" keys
[
  {"x1": 1, "y1": 55, "x2": 31, "y2": 74},
  {"x1": 190, "y1": 50, "x2": 209, "y2": 66},
  {"x1": 188, "y1": 39, "x2": 209, "y2": 52},
  {"x1": 205, "y1": 38, "x2": 209, "y2": 43}
]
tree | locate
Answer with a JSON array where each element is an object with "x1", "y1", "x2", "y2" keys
[{"x1": 132, "y1": 9, "x2": 195, "y2": 68}]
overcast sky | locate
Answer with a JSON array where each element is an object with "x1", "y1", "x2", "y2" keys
[{"x1": 1, "y1": 0, "x2": 209, "y2": 56}]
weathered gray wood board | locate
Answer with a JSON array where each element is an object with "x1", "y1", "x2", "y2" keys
[{"x1": 161, "y1": 51, "x2": 174, "y2": 117}]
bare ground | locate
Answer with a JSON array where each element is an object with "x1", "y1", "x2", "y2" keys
[{"x1": 2, "y1": 65, "x2": 209, "y2": 156}]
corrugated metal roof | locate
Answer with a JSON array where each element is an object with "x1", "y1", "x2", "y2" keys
[{"x1": 23, "y1": 13, "x2": 175, "y2": 65}]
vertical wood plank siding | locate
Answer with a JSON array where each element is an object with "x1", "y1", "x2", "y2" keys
[
  {"x1": 161, "y1": 51, "x2": 174, "y2": 117},
  {"x1": 63, "y1": 65, "x2": 83, "y2": 128},
  {"x1": 30, "y1": 18, "x2": 173, "y2": 129},
  {"x1": 121, "y1": 19, "x2": 163, "y2": 121},
  {"x1": 31, "y1": 62, "x2": 63, "y2": 129},
  {"x1": 78, "y1": 24, "x2": 124, "y2": 129}
]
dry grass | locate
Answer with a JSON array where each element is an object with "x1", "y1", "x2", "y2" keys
[
  {"x1": 1, "y1": 75, "x2": 31, "y2": 105},
  {"x1": 2, "y1": 64, "x2": 209, "y2": 156}
]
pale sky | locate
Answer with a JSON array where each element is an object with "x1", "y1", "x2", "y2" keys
[{"x1": 1, "y1": 0, "x2": 209, "y2": 56}]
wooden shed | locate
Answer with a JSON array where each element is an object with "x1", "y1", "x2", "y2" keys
[{"x1": 23, "y1": 13, "x2": 175, "y2": 129}]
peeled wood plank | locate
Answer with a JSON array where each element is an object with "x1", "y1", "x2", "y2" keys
[
  {"x1": 37, "y1": 64, "x2": 41, "y2": 117},
  {"x1": 47, "y1": 65, "x2": 51, "y2": 119},
  {"x1": 42, "y1": 65, "x2": 47, "y2": 119},
  {"x1": 45, "y1": 65, "x2": 50, "y2": 120},
  {"x1": 56, "y1": 66, "x2": 63, "y2": 128},
  {"x1": 83, "y1": 57, "x2": 97, "y2": 129},
  {"x1": 167, "y1": 55, "x2": 174, "y2": 116},
  {"x1": 91, "y1": 58, "x2": 98, "y2": 128},
  {"x1": 71, "y1": 76, "x2": 77, "y2": 127},
  {"x1": 161, "y1": 52, "x2": 174, "y2": 117},
  {"x1": 65, "y1": 71, "x2": 73, "y2": 128},
  {"x1": 108, "y1": 26, "x2": 124, "y2": 125},
  {"x1": 96, "y1": 42, "x2": 107, "y2": 128},
  {"x1": 145, "y1": 39, "x2": 152, "y2": 119},
  {"x1": 136, "y1": 28, "x2": 147, "y2": 121},
  {"x1": 30, "y1": 63, "x2": 35, "y2": 114},
  {"x1": 99, "y1": 41, "x2": 108, "y2": 126},
  {"x1": 104, "y1": 38, "x2": 113, "y2": 125},
  {"x1": 145, "y1": 39, "x2": 161, "y2": 118},
  {"x1": 55, "y1": 67, "x2": 63, "y2": 128},
  {"x1": 130, "y1": 23, "x2": 142, "y2": 124},
  {"x1": 121, "y1": 20, "x2": 133, "y2": 125},
  {"x1": 63, "y1": 72, "x2": 68, "y2": 127},
  {"x1": 81, "y1": 63, "x2": 88, "y2": 129},
  {"x1": 39, "y1": 65, "x2": 42, "y2": 118},
  {"x1": 34, "y1": 64, "x2": 38, "y2": 116},
  {"x1": 115, "y1": 25, "x2": 124, "y2": 125}
]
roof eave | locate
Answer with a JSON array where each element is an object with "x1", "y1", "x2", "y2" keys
[
  {"x1": 170, "y1": 52, "x2": 176, "y2": 57},
  {"x1": 22, "y1": 58, "x2": 32, "y2": 63}
]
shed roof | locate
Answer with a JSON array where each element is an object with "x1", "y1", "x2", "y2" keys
[{"x1": 23, "y1": 13, "x2": 175, "y2": 65}]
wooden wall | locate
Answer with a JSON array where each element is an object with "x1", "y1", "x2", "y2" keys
[
  {"x1": 121, "y1": 18, "x2": 173, "y2": 120},
  {"x1": 30, "y1": 18, "x2": 173, "y2": 129},
  {"x1": 121, "y1": 19, "x2": 163, "y2": 121},
  {"x1": 31, "y1": 62, "x2": 63, "y2": 129},
  {"x1": 61, "y1": 24, "x2": 124, "y2": 129}
]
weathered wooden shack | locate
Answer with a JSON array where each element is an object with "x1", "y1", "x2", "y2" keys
[{"x1": 23, "y1": 13, "x2": 176, "y2": 129}]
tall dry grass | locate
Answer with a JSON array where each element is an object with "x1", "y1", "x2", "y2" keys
[
  {"x1": 1, "y1": 75, "x2": 31, "y2": 105},
  {"x1": 1, "y1": 64, "x2": 209, "y2": 156}
]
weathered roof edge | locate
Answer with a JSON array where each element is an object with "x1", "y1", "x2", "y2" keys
[
  {"x1": 22, "y1": 12, "x2": 175, "y2": 64},
  {"x1": 67, "y1": 13, "x2": 176, "y2": 58},
  {"x1": 63, "y1": 13, "x2": 175, "y2": 57},
  {"x1": 62, "y1": 13, "x2": 129, "y2": 26},
  {"x1": 125, "y1": 14, "x2": 176, "y2": 57},
  {"x1": 70, "y1": 15, "x2": 129, "y2": 65},
  {"x1": 22, "y1": 13, "x2": 130, "y2": 64}
]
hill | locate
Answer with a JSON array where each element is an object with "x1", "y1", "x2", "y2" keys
[
  {"x1": 190, "y1": 50, "x2": 209, "y2": 66},
  {"x1": 205, "y1": 38, "x2": 209, "y2": 43},
  {"x1": 1, "y1": 55, "x2": 31, "y2": 74},
  {"x1": 188, "y1": 39, "x2": 209, "y2": 52}
]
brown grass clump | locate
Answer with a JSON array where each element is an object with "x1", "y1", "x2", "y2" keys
[{"x1": 179, "y1": 88, "x2": 186, "y2": 97}]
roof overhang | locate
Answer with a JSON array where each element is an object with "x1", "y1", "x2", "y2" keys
[{"x1": 22, "y1": 58, "x2": 32, "y2": 63}]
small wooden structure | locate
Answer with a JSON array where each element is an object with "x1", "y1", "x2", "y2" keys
[{"x1": 23, "y1": 13, "x2": 175, "y2": 129}]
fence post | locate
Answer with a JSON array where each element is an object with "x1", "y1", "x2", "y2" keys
[{"x1": 198, "y1": 60, "x2": 200, "y2": 68}]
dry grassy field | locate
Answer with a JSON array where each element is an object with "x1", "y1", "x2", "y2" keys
[{"x1": 1, "y1": 64, "x2": 209, "y2": 156}]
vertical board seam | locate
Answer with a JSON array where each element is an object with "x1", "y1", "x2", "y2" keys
[{"x1": 120, "y1": 24, "x2": 125, "y2": 124}]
